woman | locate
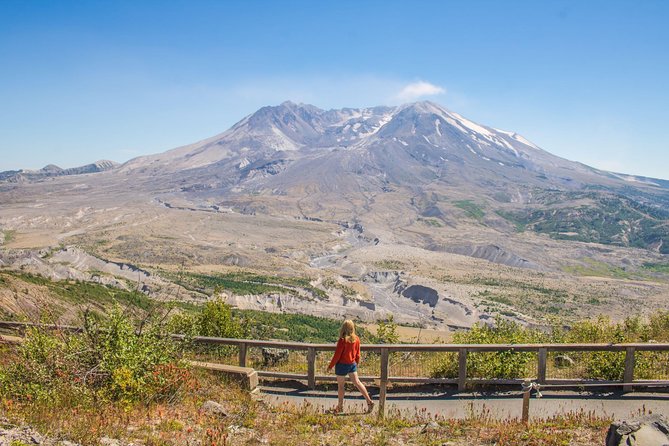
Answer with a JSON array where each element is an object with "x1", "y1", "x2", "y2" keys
[{"x1": 327, "y1": 319, "x2": 374, "y2": 414}]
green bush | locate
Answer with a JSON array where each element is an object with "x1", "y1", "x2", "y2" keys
[
  {"x1": 168, "y1": 299, "x2": 248, "y2": 361},
  {"x1": 563, "y1": 314, "x2": 669, "y2": 381},
  {"x1": 556, "y1": 316, "x2": 626, "y2": 380},
  {"x1": 430, "y1": 313, "x2": 669, "y2": 381},
  {"x1": 168, "y1": 299, "x2": 247, "y2": 338},
  {"x1": 431, "y1": 319, "x2": 546, "y2": 379},
  {"x1": 376, "y1": 316, "x2": 399, "y2": 344},
  {"x1": 0, "y1": 307, "x2": 192, "y2": 406},
  {"x1": 645, "y1": 312, "x2": 669, "y2": 340}
]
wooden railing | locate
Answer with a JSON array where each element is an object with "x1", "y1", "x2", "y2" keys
[
  {"x1": 175, "y1": 336, "x2": 669, "y2": 382},
  {"x1": 3, "y1": 320, "x2": 669, "y2": 415}
]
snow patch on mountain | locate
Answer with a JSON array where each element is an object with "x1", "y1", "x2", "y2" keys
[
  {"x1": 450, "y1": 112, "x2": 494, "y2": 137},
  {"x1": 443, "y1": 116, "x2": 468, "y2": 133},
  {"x1": 611, "y1": 173, "x2": 661, "y2": 186},
  {"x1": 495, "y1": 128, "x2": 541, "y2": 150},
  {"x1": 270, "y1": 128, "x2": 299, "y2": 150}
]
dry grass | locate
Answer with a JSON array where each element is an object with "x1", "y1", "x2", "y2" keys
[{"x1": 0, "y1": 367, "x2": 613, "y2": 446}]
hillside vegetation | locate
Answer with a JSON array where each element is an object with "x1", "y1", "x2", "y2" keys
[
  {"x1": 498, "y1": 189, "x2": 669, "y2": 253},
  {"x1": 0, "y1": 270, "x2": 369, "y2": 343}
]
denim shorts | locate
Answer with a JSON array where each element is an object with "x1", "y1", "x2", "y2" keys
[{"x1": 335, "y1": 362, "x2": 357, "y2": 376}]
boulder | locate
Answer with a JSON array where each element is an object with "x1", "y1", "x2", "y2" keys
[
  {"x1": 605, "y1": 414, "x2": 669, "y2": 446},
  {"x1": 261, "y1": 347, "x2": 290, "y2": 366},
  {"x1": 201, "y1": 400, "x2": 229, "y2": 417},
  {"x1": 554, "y1": 354, "x2": 575, "y2": 368}
]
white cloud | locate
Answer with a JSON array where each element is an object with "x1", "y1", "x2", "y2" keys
[{"x1": 395, "y1": 81, "x2": 446, "y2": 101}]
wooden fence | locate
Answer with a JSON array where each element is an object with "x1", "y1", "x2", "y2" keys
[{"x1": 2, "y1": 321, "x2": 669, "y2": 416}]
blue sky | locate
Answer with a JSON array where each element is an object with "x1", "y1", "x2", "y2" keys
[{"x1": 1, "y1": 0, "x2": 668, "y2": 179}]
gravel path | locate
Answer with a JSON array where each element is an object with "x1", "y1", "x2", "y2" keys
[{"x1": 261, "y1": 385, "x2": 669, "y2": 420}]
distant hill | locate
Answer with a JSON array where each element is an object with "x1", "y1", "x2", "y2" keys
[{"x1": 0, "y1": 160, "x2": 119, "y2": 182}]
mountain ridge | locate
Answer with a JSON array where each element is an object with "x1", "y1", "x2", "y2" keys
[
  {"x1": 0, "y1": 160, "x2": 119, "y2": 182},
  {"x1": 128, "y1": 100, "x2": 666, "y2": 254},
  {"x1": 119, "y1": 100, "x2": 667, "y2": 190},
  {"x1": 3, "y1": 101, "x2": 668, "y2": 254}
]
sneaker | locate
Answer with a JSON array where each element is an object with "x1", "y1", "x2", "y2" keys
[{"x1": 366, "y1": 401, "x2": 375, "y2": 413}]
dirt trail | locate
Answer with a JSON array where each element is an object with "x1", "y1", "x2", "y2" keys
[{"x1": 261, "y1": 385, "x2": 669, "y2": 420}]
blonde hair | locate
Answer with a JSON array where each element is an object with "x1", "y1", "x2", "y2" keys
[{"x1": 339, "y1": 319, "x2": 357, "y2": 343}]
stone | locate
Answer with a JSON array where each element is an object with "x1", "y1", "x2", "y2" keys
[
  {"x1": 227, "y1": 425, "x2": 253, "y2": 436},
  {"x1": 553, "y1": 354, "x2": 575, "y2": 368},
  {"x1": 605, "y1": 414, "x2": 669, "y2": 446},
  {"x1": 0, "y1": 423, "x2": 84, "y2": 446},
  {"x1": 201, "y1": 400, "x2": 229, "y2": 417},
  {"x1": 99, "y1": 437, "x2": 121, "y2": 446},
  {"x1": 420, "y1": 421, "x2": 441, "y2": 434},
  {"x1": 261, "y1": 347, "x2": 290, "y2": 366}
]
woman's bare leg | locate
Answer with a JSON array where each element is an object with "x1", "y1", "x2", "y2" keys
[
  {"x1": 349, "y1": 371, "x2": 373, "y2": 404},
  {"x1": 336, "y1": 375, "x2": 346, "y2": 411}
]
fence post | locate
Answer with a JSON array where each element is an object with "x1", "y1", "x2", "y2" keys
[
  {"x1": 458, "y1": 348, "x2": 467, "y2": 392},
  {"x1": 379, "y1": 348, "x2": 389, "y2": 418},
  {"x1": 307, "y1": 347, "x2": 316, "y2": 390},
  {"x1": 521, "y1": 386, "x2": 531, "y2": 423},
  {"x1": 623, "y1": 347, "x2": 635, "y2": 393},
  {"x1": 537, "y1": 348, "x2": 547, "y2": 384},
  {"x1": 239, "y1": 342, "x2": 248, "y2": 368}
]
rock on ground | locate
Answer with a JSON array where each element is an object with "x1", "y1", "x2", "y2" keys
[
  {"x1": 0, "y1": 420, "x2": 81, "y2": 446},
  {"x1": 201, "y1": 400, "x2": 229, "y2": 417},
  {"x1": 606, "y1": 414, "x2": 669, "y2": 446}
]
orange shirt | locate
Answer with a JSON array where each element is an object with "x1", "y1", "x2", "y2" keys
[{"x1": 328, "y1": 337, "x2": 361, "y2": 368}]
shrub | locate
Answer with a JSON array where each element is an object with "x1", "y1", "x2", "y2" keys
[
  {"x1": 168, "y1": 299, "x2": 247, "y2": 339},
  {"x1": 376, "y1": 316, "x2": 399, "y2": 344},
  {"x1": 559, "y1": 316, "x2": 628, "y2": 380},
  {"x1": 168, "y1": 299, "x2": 248, "y2": 361},
  {"x1": 0, "y1": 307, "x2": 193, "y2": 406},
  {"x1": 646, "y1": 312, "x2": 669, "y2": 341},
  {"x1": 430, "y1": 313, "x2": 669, "y2": 381},
  {"x1": 431, "y1": 319, "x2": 546, "y2": 379}
]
